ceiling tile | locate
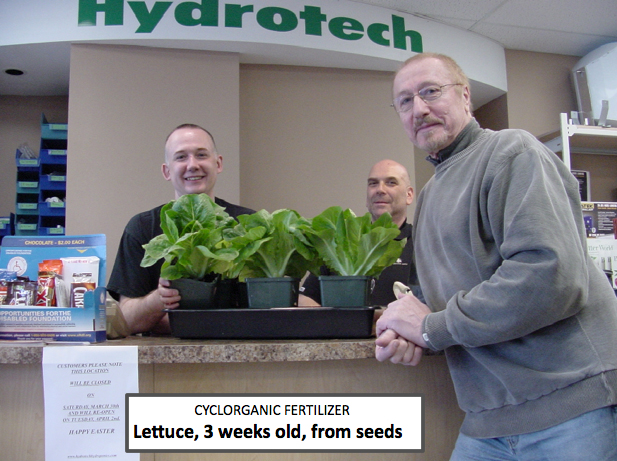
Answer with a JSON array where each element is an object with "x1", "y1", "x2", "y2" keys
[
  {"x1": 421, "y1": 16, "x2": 478, "y2": 31},
  {"x1": 351, "y1": 0, "x2": 507, "y2": 21},
  {"x1": 479, "y1": 0, "x2": 617, "y2": 36},
  {"x1": 352, "y1": 0, "x2": 617, "y2": 56},
  {"x1": 472, "y1": 23, "x2": 615, "y2": 56}
]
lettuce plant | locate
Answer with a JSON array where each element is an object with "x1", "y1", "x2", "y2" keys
[
  {"x1": 211, "y1": 222, "x2": 268, "y2": 280},
  {"x1": 302, "y1": 206, "x2": 404, "y2": 277},
  {"x1": 140, "y1": 194, "x2": 241, "y2": 280},
  {"x1": 236, "y1": 209, "x2": 319, "y2": 280}
]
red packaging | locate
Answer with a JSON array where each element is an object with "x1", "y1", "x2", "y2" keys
[{"x1": 36, "y1": 259, "x2": 63, "y2": 307}]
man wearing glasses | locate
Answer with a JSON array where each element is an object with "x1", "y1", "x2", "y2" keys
[{"x1": 376, "y1": 53, "x2": 617, "y2": 460}]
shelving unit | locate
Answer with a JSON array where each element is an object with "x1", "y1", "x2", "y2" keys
[
  {"x1": 14, "y1": 114, "x2": 67, "y2": 236},
  {"x1": 15, "y1": 149, "x2": 40, "y2": 236},
  {"x1": 558, "y1": 112, "x2": 617, "y2": 170},
  {"x1": 554, "y1": 113, "x2": 617, "y2": 295},
  {"x1": 38, "y1": 114, "x2": 67, "y2": 235}
]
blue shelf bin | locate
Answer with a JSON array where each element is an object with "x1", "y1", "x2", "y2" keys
[
  {"x1": 40, "y1": 225, "x2": 65, "y2": 235},
  {"x1": 40, "y1": 174, "x2": 67, "y2": 190},
  {"x1": 15, "y1": 148, "x2": 40, "y2": 168},
  {"x1": 16, "y1": 158, "x2": 39, "y2": 169},
  {"x1": 15, "y1": 155, "x2": 39, "y2": 174},
  {"x1": 0, "y1": 216, "x2": 13, "y2": 238},
  {"x1": 16, "y1": 229, "x2": 39, "y2": 237},
  {"x1": 39, "y1": 201, "x2": 66, "y2": 217},
  {"x1": 16, "y1": 169, "x2": 39, "y2": 192},
  {"x1": 39, "y1": 215, "x2": 65, "y2": 235},
  {"x1": 39, "y1": 149, "x2": 67, "y2": 165},
  {"x1": 41, "y1": 114, "x2": 68, "y2": 140},
  {"x1": 16, "y1": 203, "x2": 38, "y2": 215},
  {"x1": 15, "y1": 221, "x2": 38, "y2": 236},
  {"x1": 16, "y1": 192, "x2": 39, "y2": 215},
  {"x1": 16, "y1": 181, "x2": 39, "y2": 194}
]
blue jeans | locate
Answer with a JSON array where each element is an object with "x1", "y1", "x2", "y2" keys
[{"x1": 450, "y1": 406, "x2": 617, "y2": 461}]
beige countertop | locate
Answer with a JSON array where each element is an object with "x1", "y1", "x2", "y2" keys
[{"x1": 0, "y1": 336, "x2": 377, "y2": 365}]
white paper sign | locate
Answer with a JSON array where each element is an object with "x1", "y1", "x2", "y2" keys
[{"x1": 42, "y1": 345, "x2": 139, "y2": 461}]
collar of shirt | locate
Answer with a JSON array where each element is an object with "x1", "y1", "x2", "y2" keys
[
  {"x1": 426, "y1": 119, "x2": 483, "y2": 166},
  {"x1": 397, "y1": 220, "x2": 412, "y2": 240}
]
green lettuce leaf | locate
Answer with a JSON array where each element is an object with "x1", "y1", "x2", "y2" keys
[
  {"x1": 140, "y1": 194, "x2": 240, "y2": 280},
  {"x1": 237, "y1": 209, "x2": 319, "y2": 280},
  {"x1": 303, "y1": 206, "x2": 404, "y2": 277},
  {"x1": 212, "y1": 224, "x2": 269, "y2": 280}
]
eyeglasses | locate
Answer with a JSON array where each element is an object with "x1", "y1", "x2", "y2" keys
[{"x1": 391, "y1": 83, "x2": 463, "y2": 113}]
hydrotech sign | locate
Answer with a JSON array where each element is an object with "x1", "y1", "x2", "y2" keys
[
  {"x1": 77, "y1": 0, "x2": 423, "y2": 52},
  {"x1": 0, "y1": 0, "x2": 507, "y2": 104}
]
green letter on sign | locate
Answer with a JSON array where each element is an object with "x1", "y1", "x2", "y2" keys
[
  {"x1": 128, "y1": 1, "x2": 172, "y2": 33},
  {"x1": 256, "y1": 7, "x2": 298, "y2": 32},
  {"x1": 299, "y1": 6, "x2": 327, "y2": 36},
  {"x1": 175, "y1": 0, "x2": 218, "y2": 27},
  {"x1": 225, "y1": 4, "x2": 254, "y2": 28},
  {"x1": 328, "y1": 17, "x2": 364, "y2": 40},
  {"x1": 392, "y1": 15, "x2": 422, "y2": 52},
  {"x1": 367, "y1": 22, "x2": 390, "y2": 47},
  {"x1": 78, "y1": 0, "x2": 124, "y2": 26}
]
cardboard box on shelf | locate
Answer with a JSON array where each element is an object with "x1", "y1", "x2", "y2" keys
[
  {"x1": 571, "y1": 170, "x2": 590, "y2": 201},
  {"x1": 581, "y1": 202, "x2": 617, "y2": 238},
  {"x1": 587, "y1": 238, "x2": 617, "y2": 291},
  {"x1": 0, "y1": 234, "x2": 106, "y2": 342}
]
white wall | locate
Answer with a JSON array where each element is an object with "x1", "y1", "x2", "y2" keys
[{"x1": 239, "y1": 64, "x2": 416, "y2": 219}]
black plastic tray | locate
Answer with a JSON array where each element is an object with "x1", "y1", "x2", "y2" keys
[{"x1": 165, "y1": 307, "x2": 376, "y2": 340}]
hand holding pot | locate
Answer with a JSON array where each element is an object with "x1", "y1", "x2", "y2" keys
[{"x1": 158, "y1": 277, "x2": 181, "y2": 310}]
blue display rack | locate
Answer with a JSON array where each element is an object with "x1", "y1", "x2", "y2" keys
[{"x1": 14, "y1": 114, "x2": 67, "y2": 236}]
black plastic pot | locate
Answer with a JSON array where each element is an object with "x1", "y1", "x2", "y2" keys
[
  {"x1": 318, "y1": 275, "x2": 372, "y2": 307},
  {"x1": 214, "y1": 278, "x2": 248, "y2": 309},
  {"x1": 236, "y1": 282, "x2": 249, "y2": 309},
  {"x1": 245, "y1": 277, "x2": 300, "y2": 308},
  {"x1": 170, "y1": 277, "x2": 218, "y2": 310}
]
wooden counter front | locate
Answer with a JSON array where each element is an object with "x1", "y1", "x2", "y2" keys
[{"x1": 0, "y1": 337, "x2": 463, "y2": 460}]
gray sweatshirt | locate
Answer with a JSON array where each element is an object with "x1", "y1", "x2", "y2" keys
[{"x1": 416, "y1": 121, "x2": 617, "y2": 438}]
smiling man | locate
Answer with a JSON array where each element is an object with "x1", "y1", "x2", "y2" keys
[
  {"x1": 162, "y1": 125, "x2": 223, "y2": 199},
  {"x1": 107, "y1": 124, "x2": 254, "y2": 335},
  {"x1": 299, "y1": 159, "x2": 419, "y2": 307},
  {"x1": 366, "y1": 159, "x2": 413, "y2": 227}
]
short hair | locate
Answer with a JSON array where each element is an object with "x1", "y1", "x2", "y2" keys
[
  {"x1": 165, "y1": 123, "x2": 217, "y2": 152},
  {"x1": 396, "y1": 53, "x2": 473, "y2": 111}
]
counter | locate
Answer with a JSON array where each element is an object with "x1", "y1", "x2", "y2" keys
[{"x1": 0, "y1": 337, "x2": 464, "y2": 460}]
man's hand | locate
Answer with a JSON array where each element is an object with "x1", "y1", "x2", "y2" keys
[
  {"x1": 374, "y1": 292, "x2": 431, "y2": 366},
  {"x1": 376, "y1": 292, "x2": 431, "y2": 347},
  {"x1": 158, "y1": 278, "x2": 181, "y2": 310},
  {"x1": 119, "y1": 278, "x2": 181, "y2": 335},
  {"x1": 375, "y1": 328, "x2": 424, "y2": 366}
]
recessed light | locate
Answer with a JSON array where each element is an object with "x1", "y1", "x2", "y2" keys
[{"x1": 5, "y1": 69, "x2": 25, "y2": 76}]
